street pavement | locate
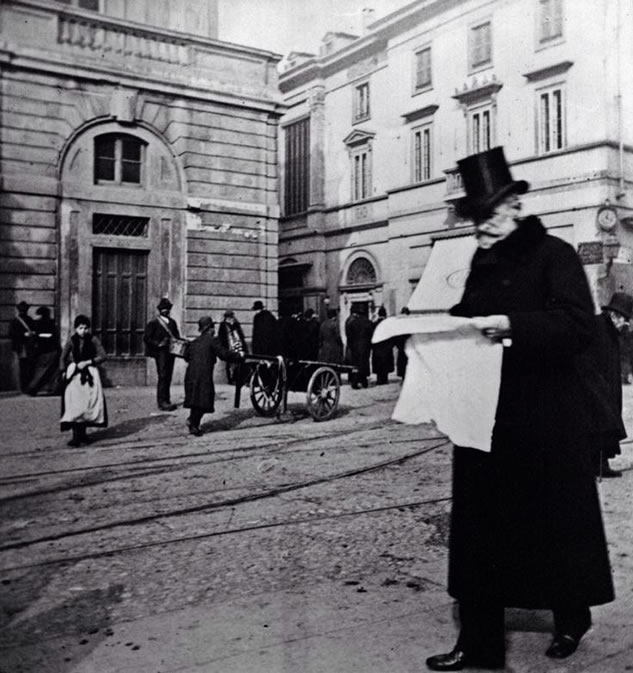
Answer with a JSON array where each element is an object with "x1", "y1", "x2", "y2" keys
[{"x1": 0, "y1": 378, "x2": 632, "y2": 673}]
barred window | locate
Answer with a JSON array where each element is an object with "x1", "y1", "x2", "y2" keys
[
  {"x1": 94, "y1": 134, "x2": 145, "y2": 185},
  {"x1": 92, "y1": 213, "x2": 149, "y2": 237}
]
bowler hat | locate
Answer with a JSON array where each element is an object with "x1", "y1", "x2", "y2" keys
[
  {"x1": 198, "y1": 316, "x2": 214, "y2": 330},
  {"x1": 157, "y1": 297, "x2": 172, "y2": 310},
  {"x1": 36, "y1": 306, "x2": 51, "y2": 317},
  {"x1": 224, "y1": 310, "x2": 235, "y2": 318},
  {"x1": 17, "y1": 300, "x2": 30, "y2": 310},
  {"x1": 252, "y1": 300, "x2": 264, "y2": 310},
  {"x1": 454, "y1": 146, "x2": 529, "y2": 220},
  {"x1": 603, "y1": 292, "x2": 633, "y2": 320}
]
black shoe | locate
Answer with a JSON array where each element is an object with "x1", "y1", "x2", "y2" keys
[
  {"x1": 426, "y1": 649, "x2": 504, "y2": 671},
  {"x1": 546, "y1": 634, "x2": 581, "y2": 659},
  {"x1": 187, "y1": 420, "x2": 202, "y2": 436},
  {"x1": 159, "y1": 403, "x2": 177, "y2": 411}
]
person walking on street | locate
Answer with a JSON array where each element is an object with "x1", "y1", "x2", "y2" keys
[
  {"x1": 184, "y1": 316, "x2": 243, "y2": 436},
  {"x1": 583, "y1": 291, "x2": 633, "y2": 478},
  {"x1": 251, "y1": 300, "x2": 278, "y2": 355},
  {"x1": 371, "y1": 306, "x2": 394, "y2": 385},
  {"x1": 59, "y1": 315, "x2": 107, "y2": 447},
  {"x1": 426, "y1": 147, "x2": 614, "y2": 671},
  {"x1": 9, "y1": 300, "x2": 37, "y2": 393},
  {"x1": 318, "y1": 308, "x2": 344, "y2": 364},
  {"x1": 144, "y1": 298, "x2": 180, "y2": 411},
  {"x1": 217, "y1": 310, "x2": 248, "y2": 384},
  {"x1": 28, "y1": 306, "x2": 61, "y2": 396},
  {"x1": 345, "y1": 305, "x2": 373, "y2": 388}
]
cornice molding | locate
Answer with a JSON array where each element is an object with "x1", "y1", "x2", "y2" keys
[
  {"x1": 401, "y1": 103, "x2": 439, "y2": 123},
  {"x1": 452, "y1": 75, "x2": 503, "y2": 105},
  {"x1": 523, "y1": 60, "x2": 574, "y2": 82}
]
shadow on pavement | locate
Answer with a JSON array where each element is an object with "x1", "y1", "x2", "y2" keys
[{"x1": 89, "y1": 414, "x2": 167, "y2": 442}]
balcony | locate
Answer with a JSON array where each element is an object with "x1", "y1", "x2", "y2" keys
[
  {"x1": 444, "y1": 167, "x2": 464, "y2": 201},
  {"x1": 1, "y1": 0, "x2": 281, "y2": 104}
]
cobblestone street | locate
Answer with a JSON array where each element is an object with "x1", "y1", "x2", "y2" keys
[{"x1": 1, "y1": 381, "x2": 632, "y2": 673}]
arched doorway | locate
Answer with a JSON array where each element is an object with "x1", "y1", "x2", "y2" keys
[
  {"x1": 339, "y1": 252, "x2": 382, "y2": 328},
  {"x1": 58, "y1": 120, "x2": 186, "y2": 385}
]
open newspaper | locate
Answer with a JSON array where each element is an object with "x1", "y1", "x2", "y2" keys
[{"x1": 372, "y1": 313, "x2": 503, "y2": 451}]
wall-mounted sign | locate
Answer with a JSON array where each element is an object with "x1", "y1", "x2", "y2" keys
[{"x1": 577, "y1": 241, "x2": 603, "y2": 265}]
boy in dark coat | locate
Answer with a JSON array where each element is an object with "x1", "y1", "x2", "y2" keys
[
  {"x1": 426, "y1": 147, "x2": 614, "y2": 672},
  {"x1": 184, "y1": 316, "x2": 243, "y2": 436}
]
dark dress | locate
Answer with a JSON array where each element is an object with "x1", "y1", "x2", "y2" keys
[{"x1": 448, "y1": 216, "x2": 614, "y2": 611}]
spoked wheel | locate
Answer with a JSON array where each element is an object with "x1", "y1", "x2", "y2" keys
[
  {"x1": 250, "y1": 361, "x2": 284, "y2": 417},
  {"x1": 306, "y1": 366, "x2": 340, "y2": 422}
]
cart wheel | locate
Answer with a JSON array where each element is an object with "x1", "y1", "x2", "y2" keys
[
  {"x1": 250, "y1": 362, "x2": 283, "y2": 417},
  {"x1": 306, "y1": 366, "x2": 340, "y2": 422}
]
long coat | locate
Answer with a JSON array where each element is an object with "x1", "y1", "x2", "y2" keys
[
  {"x1": 252, "y1": 309, "x2": 279, "y2": 356},
  {"x1": 371, "y1": 317, "x2": 395, "y2": 376},
  {"x1": 318, "y1": 317, "x2": 344, "y2": 364},
  {"x1": 345, "y1": 314, "x2": 374, "y2": 378},
  {"x1": 448, "y1": 215, "x2": 614, "y2": 609},
  {"x1": 581, "y1": 312, "x2": 627, "y2": 460},
  {"x1": 184, "y1": 328, "x2": 239, "y2": 412}
]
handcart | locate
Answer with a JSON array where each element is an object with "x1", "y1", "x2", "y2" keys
[{"x1": 234, "y1": 354, "x2": 357, "y2": 422}]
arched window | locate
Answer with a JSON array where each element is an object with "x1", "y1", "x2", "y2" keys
[
  {"x1": 94, "y1": 133, "x2": 146, "y2": 185},
  {"x1": 346, "y1": 257, "x2": 377, "y2": 285}
]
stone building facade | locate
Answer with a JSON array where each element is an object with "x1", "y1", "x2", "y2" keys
[
  {"x1": 0, "y1": 0, "x2": 283, "y2": 389},
  {"x1": 278, "y1": 0, "x2": 633, "y2": 324}
]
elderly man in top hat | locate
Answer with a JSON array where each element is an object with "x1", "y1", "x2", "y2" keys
[
  {"x1": 425, "y1": 147, "x2": 614, "y2": 671},
  {"x1": 143, "y1": 298, "x2": 181, "y2": 411}
]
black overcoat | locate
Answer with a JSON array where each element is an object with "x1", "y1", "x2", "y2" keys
[
  {"x1": 184, "y1": 328, "x2": 239, "y2": 412},
  {"x1": 581, "y1": 312, "x2": 626, "y2": 460},
  {"x1": 371, "y1": 317, "x2": 395, "y2": 376},
  {"x1": 318, "y1": 317, "x2": 344, "y2": 364},
  {"x1": 448, "y1": 216, "x2": 614, "y2": 609},
  {"x1": 345, "y1": 314, "x2": 374, "y2": 377},
  {"x1": 252, "y1": 309, "x2": 279, "y2": 356}
]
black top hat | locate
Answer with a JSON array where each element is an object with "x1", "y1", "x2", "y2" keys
[
  {"x1": 603, "y1": 292, "x2": 633, "y2": 320},
  {"x1": 252, "y1": 300, "x2": 264, "y2": 311},
  {"x1": 157, "y1": 297, "x2": 173, "y2": 310},
  {"x1": 455, "y1": 146, "x2": 529, "y2": 220}
]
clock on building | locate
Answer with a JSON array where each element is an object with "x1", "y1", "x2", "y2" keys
[{"x1": 597, "y1": 205, "x2": 618, "y2": 232}]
